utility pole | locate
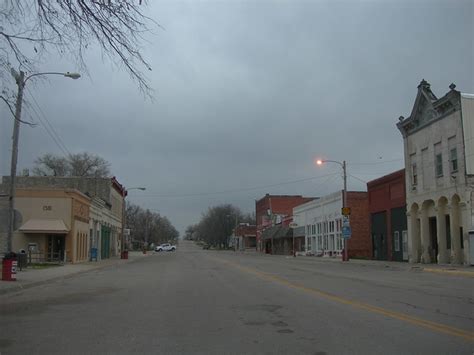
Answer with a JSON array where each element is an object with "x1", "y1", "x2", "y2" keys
[
  {"x1": 5, "y1": 70, "x2": 80, "y2": 254},
  {"x1": 342, "y1": 160, "x2": 348, "y2": 262},
  {"x1": 316, "y1": 158, "x2": 350, "y2": 262},
  {"x1": 7, "y1": 70, "x2": 25, "y2": 253}
]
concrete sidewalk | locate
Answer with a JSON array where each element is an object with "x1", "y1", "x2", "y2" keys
[
  {"x1": 292, "y1": 254, "x2": 474, "y2": 276},
  {"x1": 0, "y1": 251, "x2": 152, "y2": 295},
  {"x1": 234, "y1": 249, "x2": 474, "y2": 277}
]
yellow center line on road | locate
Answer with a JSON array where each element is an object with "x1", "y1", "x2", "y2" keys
[{"x1": 212, "y1": 257, "x2": 474, "y2": 342}]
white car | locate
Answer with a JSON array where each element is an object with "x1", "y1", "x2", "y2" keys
[{"x1": 155, "y1": 243, "x2": 176, "y2": 252}]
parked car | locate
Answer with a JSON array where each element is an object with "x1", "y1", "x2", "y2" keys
[{"x1": 155, "y1": 243, "x2": 176, "y2": 252}]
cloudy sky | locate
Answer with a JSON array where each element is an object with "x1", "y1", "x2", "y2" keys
[{"x1": 1, "y1": 0, "x2": 473, "y2": 234}]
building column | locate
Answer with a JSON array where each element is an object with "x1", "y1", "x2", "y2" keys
[
  {"x1": 450, "y1": 202, "x2": 462, "y2": 264},
  {"x1": 436, "y1": 206, "x2": 448, "y2": 264},
  {"x1": 420, "y1": 208, "x2": 431, "y2": 264}
]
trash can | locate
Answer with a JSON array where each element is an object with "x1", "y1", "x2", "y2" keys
[
  {"x1": 90, "y1": 248, "x2": 98, "y2": 262},
  {"x1": 17, "y1": 250, "x2": 27, "y2": 271},
  {"x1": 2, "y1": 252, "x2": 18, "y2": 281},
  {"x1": 121, "y1": 250, "x2": 129, "y2": 259}
]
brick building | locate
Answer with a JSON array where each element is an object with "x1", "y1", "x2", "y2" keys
[
  {"x1": 367, "y1": 169, "x2": 408, "y2": 261},
  {"x1": 256, "y1": 194, "x2": 315, "y2": 253},
  {"x1": 293, "y1": 190, "x2": 370, "y2": 259},
  {"x1": 233, "y1": 223, "x2": 257, "y2": 250}
]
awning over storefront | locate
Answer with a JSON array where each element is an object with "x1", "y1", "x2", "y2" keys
[
  {"x1": 19, "y1": 219, "x2": 69, "y2": 234},
  {"x1": 262, "y1": 226, "x2": 292, "y2": 240}
]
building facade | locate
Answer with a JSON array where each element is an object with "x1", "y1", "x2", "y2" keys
[
  {"x1": 293, "y1": 191, "x2": 370, "y2": 259},
  {"x1": 233, "y1": 223, "x2": 257, "y2": 251},
  {"x1": 12, "y1": 188, "x2": 91, "y2": 263},
  {"x1": 256, "y1": 194, "x2": 315, "y2": 253},
  {"x1": 397, "y1": 80, "x2": 474, "y2": 265},
  {"x1": 367, "y1": 169, "x2": 407, "y2": 261},
  {"x1": 1, "y1": 176, "x2": 125, "y2": 260}
]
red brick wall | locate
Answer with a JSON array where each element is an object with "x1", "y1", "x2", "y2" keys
[
  {"x1": 347, "y1": 192, "x2": 371, "y2": 259},
  {"x1": 367, "y1": 169, "x2": 406, "y2": 260},
  {"x1": 368, "y1": 170, "x2": 406, "y2": 213},
  {"x1": 256, "y1": 194, "x2": 315, "y2": 251}
]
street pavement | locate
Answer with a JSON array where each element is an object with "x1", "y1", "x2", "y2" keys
[{"x1": 0, "y1": 241, "x2": 472, "y2": 354}]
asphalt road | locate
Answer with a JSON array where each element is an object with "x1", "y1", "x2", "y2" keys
[{"x1": 0, "y1": 241, "x2": 472, "y2": 354}]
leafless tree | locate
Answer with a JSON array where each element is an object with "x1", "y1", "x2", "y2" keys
[
  {"x1": 0, "y1": 0, "x2": 156, "y2": 96},
  {"x1": 33, "y1": 152, "x2": 111, "y2": 177},
  {"x1": 69, "y1": 152, "x2": 110, "y2": 177},
  {"x1": 193, "y1": 204, "x2": 248, "y2": 248},
  {"x1": 126, "y1": 202, "x2": 179, "y2": 247}
]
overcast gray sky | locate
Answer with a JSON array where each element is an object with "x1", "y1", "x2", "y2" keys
[{"x1": 1, "y1": 0, "x2": 473, "y2": 234}]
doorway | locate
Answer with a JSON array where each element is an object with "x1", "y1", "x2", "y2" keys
[
  {"x1": 47, "y1": 235, "x2": 65, "y2": 262},
  {"x1": 429, "y1": 217, "x2": 438, "y2": 263},
  {"x1": 371, "y1": 212, "x2": 387, "y2": 260}
]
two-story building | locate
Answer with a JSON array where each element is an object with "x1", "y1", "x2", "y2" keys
[
  {"x1": 256, "y1": 194, "x2": 315, "y2": 253},
  {"x1": 12, "y1": 188, "x2": 91, "y2": 263},
  {"x1": 1, "y1": 176, "x2": 126, "y2": 261},
  {"x1": 367, "y1": 169, "x2": 407, "y2": 261},
  {"x1": 397, "y1": 80, "x2": 474, "y2": 265}
]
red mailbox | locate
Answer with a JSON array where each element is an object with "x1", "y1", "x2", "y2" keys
[{"x1": 2, "y1": 257, "x2": 17, "y2": 281}]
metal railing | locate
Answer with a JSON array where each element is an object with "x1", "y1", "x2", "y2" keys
[{"x1": 27, "y1": 251, "x2": 64, "y2": 265}]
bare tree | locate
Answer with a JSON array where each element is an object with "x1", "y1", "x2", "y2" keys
[
  {"x1": 0, "y1": 1, "x2": 156, "y2": 96},
  {"x1": 194, "y1": 204, "x2": 247, "y2": 248},
  {"x1": 125, "y1": 202, "x2": 179, "y2": 248},
  {"x1": 69, "y1": 152, "x2": 110, "y2": 177},
  {"x1": 33, "y1": 152, "x2": 110, "y2": 177},
  {"x1": 32, "y1": 153, "x2": 69, "y2": 176}
]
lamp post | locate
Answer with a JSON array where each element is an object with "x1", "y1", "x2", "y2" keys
[
  {"x1": 121, "y1": 187, "x2": 146, "y2": 258},
  {"x1": 6, "y1": 70, "x2": 81, "y2": 254},
  {"x1": 316, "y1": 159, "x2": 349, "y2": 261}
]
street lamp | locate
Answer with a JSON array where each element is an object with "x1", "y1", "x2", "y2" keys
[
  {"x1": 121, "y1": 187, "x2": 146, "y2": 258},
  {"x1": 6, "y1": 69, "x2": 81, "y2": 254},
  {"x1": 316, "y1": 159, "x2": 349, "y2": 261}
]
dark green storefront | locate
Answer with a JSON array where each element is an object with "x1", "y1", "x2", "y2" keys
[
  {"x1": 372, "y1": 212, "x2": 387, "y2": 260},
  {"x1": 101, "y1": 225, "x2": 111, "y2": 259},
  {"x1": 391, "y1": 207, "x2": 407, "y2": 261}
]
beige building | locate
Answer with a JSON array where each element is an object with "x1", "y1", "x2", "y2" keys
[
  {"x1": 13, "y1": 188, "x2": 91, "y2": 264},
  {"x1": 1, "y1": 176, "x2": 126, "y2": 260}
]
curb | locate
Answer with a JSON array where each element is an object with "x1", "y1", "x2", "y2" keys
[
  {"x1": 421, "y1": 267, "x2": 474, "y2": 278},
  {"x1": 0, "y1": 255, "x2": 146, "y2": 296}
]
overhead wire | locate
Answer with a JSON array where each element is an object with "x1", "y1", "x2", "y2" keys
[
  {"x1": 349, "y1": 158, "x2": 403, "y2": 166},
  {"x1": 24, "y1": 87, "x2": 72, "y2": 157},
  {"x1": 139, "y1": 172, "x2": 341, "y2": 198}
]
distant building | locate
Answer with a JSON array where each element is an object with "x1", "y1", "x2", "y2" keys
[
  {"x1": 255, "y1": 194, "x2": 316, "y2": 253},
  {"x1": 233, "y1": 223, "x2": 257, "y2": 251},
  {"x1": 293, "y1": 191, "x2": 370, "y2": 259},
  {"x1": 397, "y1": 80, "x2": 474, "y2": 265},
  {"x1": 367, "y1": 169, "x2": 407, "y2": 261}
]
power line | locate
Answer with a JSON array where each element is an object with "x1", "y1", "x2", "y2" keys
[
  {"x1": 23, "y1": 104, "x2": 70, "y2": 159},
  {"x1": 348, "y1": 174, "x2": 368, "y2": 184},
  {"x1": 139, "y1": 172, "x2": 341, "y2": 198},
  {"x1": 350, "y1": 158, "x2": 403, "y2": 166},
  {"x1": 24, "y1": 88, "x2": 72, "y2": 157}
]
